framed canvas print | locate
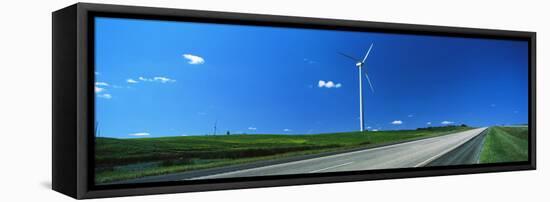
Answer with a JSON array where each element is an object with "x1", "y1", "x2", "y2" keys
[{"x1": 52, "y1": 3, "x2": 536, "y2": 199}]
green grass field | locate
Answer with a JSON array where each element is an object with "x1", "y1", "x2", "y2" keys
[
  {"x1": 95, "y1": 126, "x2": 470, "y2": 184},
  {"x1": 479, "y1": 127, "x2": 528, "y2": 163}
]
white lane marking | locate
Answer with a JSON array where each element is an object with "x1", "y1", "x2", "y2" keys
[
  {"x1": 309, "y1": 162, "x2": 354, "y2": 173},
  {"x1": 190, "y1": 128, "x2": 485, "y2": 180},
  {"x1": 414, "y1": 128, "x2": 488, "y2": 167}
]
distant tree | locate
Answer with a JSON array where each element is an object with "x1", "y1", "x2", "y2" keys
[
  {"x1": 226, "y1": 131, "x2": 230, "y2": 135},
  {"x1": 460, "y1": 124, "x2": 468, "y2": 127}
]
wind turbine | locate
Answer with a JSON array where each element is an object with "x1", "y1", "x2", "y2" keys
[
  {"x1": 339, "y1": 43, "x2": 375, "y2": 132},
  {"x1": 213, "y1": 119, "x2": 218, "y2": 136}
]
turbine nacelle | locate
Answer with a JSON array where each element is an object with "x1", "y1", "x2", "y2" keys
[{"x1": 356, "y1": 62, "x2": 363, "y2": 67}]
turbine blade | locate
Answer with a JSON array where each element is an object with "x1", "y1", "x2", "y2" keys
[
  {"x1": 338, "y1": 52, "x2": 360, "y2": 62},
  {"x1": 362, "y1": 43, "x2": 374, "y2": 63},
  {"x1": 365, "y1": 72, "x2": 375, "y2": 93}
]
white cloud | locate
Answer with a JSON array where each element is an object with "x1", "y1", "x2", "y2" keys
[
  {"x1": 138, "y1": 76, "x2": 151, "y2": 82},
  {"x1": 367, "y1": 126, "x2": 372, "y2": 129},
  {"x1": 408, "y1": 114, "x2": 414, "y2": 118},
  {"x1": 325, "y1": 81, "x2": 335, "y2": 88},
  {"x1": 248, "y1": 127, "x2": 257, "y2": 131},
  {"x1": 303, "y1": 58, "x2": 316, "y2": 64},
  {"x1": 426, "y1": 122, "x2": 432, "y2": 125},
  {"x1": 283, "y1": 129, "x2": 291, "y2": 132},
  {"x1": 95, "y1": 82, "x2": 109, "y2": 93},
  {"x1": 127, "y1": 79, "x2": 138, "y2": 84},
  {"x1": 372, "y1": 129, "x2": 379, "y2": 132},
  {"x1": 391, "y1": 120, "x2": 403, "y2": 125},
  {"x1": 97, "y1": 93, "x2": 112, "y2": 99},
  {"x1": 129, "y1": 132, "x2": 150, "y2": 136},
  {"x1": 441, "y1": 121, "x2": 454, "y2": 125},
  {"x1": 318, "y1": 80, "x2": 326, "y2": 87},
  {"x1": 132, "y1": 76, "x2": 176, "y2": 84},
  {"x1": 318, "y1": 80, "x2": 342, "y2": 88},
  {"x1": 95, "y1": 82, "x2": 109, "y2": 86},
  {"x1": 183, "y1": 54, "x2": 205, "y2": 65},
  {"x1": 154, "y1": 76, "x2": 176, "y2": 83},
  {"x1": 95, "y1": 86, "x2": 105, "y2": 93},
  {"x1": 95, "y1": 82, "x2": 111, "y2": 98}
]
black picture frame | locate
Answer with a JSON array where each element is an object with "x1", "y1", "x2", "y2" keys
[{"x1": 52, "y1": 3, "x2": 536, "y2": 199}]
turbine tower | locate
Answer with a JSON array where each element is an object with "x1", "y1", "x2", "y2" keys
[
  {"x1": 213, "y1": 119, "x2": 218, "y2": 136},
  {"x1": 339, "y1": 43, "x2": 375, "y2": 132}
]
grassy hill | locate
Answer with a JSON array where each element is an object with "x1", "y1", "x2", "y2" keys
[
  {"x1": 479, "y1": 126, "x2": 529, "y2": 163},
  {"x1": 95, "y1": 126, "x2": 470, "y2": 184}
]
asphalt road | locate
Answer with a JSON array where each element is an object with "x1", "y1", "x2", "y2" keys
[
  {"x1": 426, "y1": 128, "x2": 488, "y2": 166},
  {"x1": 190, "y1": 127, "x2": 488, "y2": 180}
]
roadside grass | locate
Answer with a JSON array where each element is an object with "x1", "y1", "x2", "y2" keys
[
  {"x1": 479, "y1": 127, "x2": 528, "y2": 164},
  {"x1": 96, "y1": 126, "x2": 471, "y2": 184}
]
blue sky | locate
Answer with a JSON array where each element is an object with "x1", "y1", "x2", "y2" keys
[{"x1": 94, "y1": 17, "x2": 528, "y2": 138}]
